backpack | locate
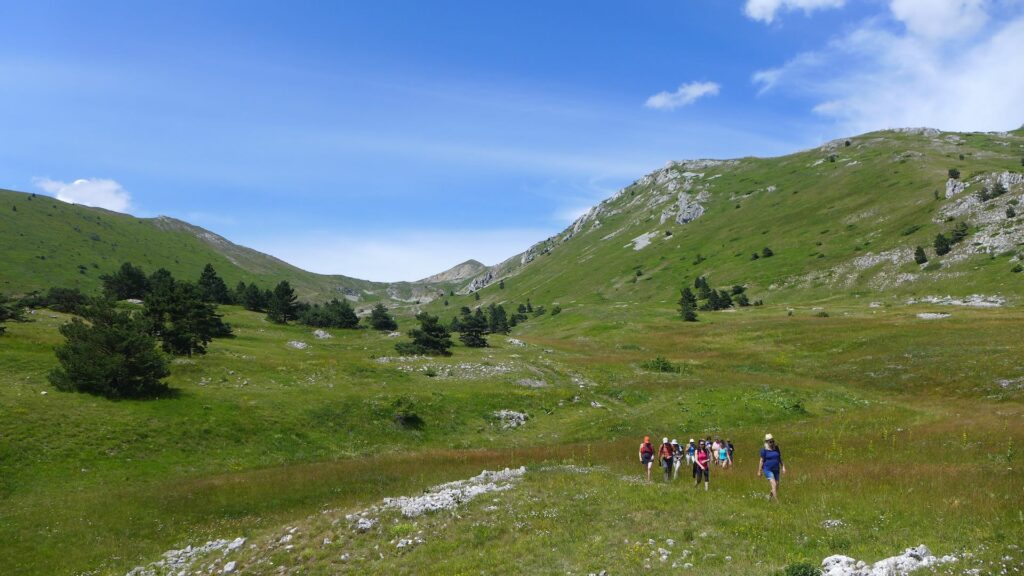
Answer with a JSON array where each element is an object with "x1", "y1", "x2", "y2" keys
[
  {"x1": 659, "y1": 443, "x2": 673, "y2": 459},
  {"x1": 640, "y1": 442, "x2": 654, "y2": 456}
]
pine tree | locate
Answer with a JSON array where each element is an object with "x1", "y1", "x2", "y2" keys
[
  {"x1": 761, "y1": 247, "x2": 775, "y2": 258},
  {"x1": 474, "y1": 291, "x2": 481, "y2": 301},
  {"x1": 0, "y1": 293, "x2": 26, "y2": 335},
  {"x1": 1008, "y1": 206, "x2": 1017, "y2": 219},
  {"x1": 369, "y1": 303, "x2": 398, "y2": 331},
  {"x1": 49, "y1": 299, "x2": 170, "y2": 398},
  {"x1": 241, "y1": 283, "x2": 267, "y2": 311},
  {"x1": 498, "y1": 279, "x2": 505, "y2": 289},
  {"x1": 234, "y1": 281, "x2": 248, "y2": 303},
  {"x1": 299, "y1": 299, "x2": 360, "y2": 328},
  {"x1": 459, "y1": 308, "x2": 489, "y2": 348},
  {"x1": 448, "y1": 315, "x2": 463, "y2": 333},
  {"x1": 101, "y1": 262, "x2": 149, "y2": 300},
  {"x1": 526, "y1": 299, "x2": 533, "y2": 313},
  {"x1": 197, "y1": 264, "x2": 232, "y2": 304},
  {"x1": 678, "y1": 287, "x2": 698, "y2": 322},
  {"x1": 717, "y1": 289, "x2": 733, "y2": 309},
  {"x1": 266, "y1": 281, "x2": 298, "y2": 323},
  {"x1": 487, "y1": 303, "x2": 510, "y2": 334},
  {"x1": 517, "y1": 303, "x2": 527, "y2": 314},
  {"x1": 395, "y1": 313, "x2": 452, "y2": 356},
  {"x1": 734, "y1": 293, "x2": 751, "y2": 307},
  {"x1": 934, "y1": 233, "x2": 951, "y2": 256},
  {"x1": 696, "y1": 277, "x2": 713, "y2": 301},
  {"x1": 154, "y1": 282, "x2": 232, "y2": 356},
  {"x1": 914, "y1": 246, "x2": 928, "y2": 264}
]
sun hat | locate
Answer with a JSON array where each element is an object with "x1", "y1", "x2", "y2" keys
[
  {"x1": 689, "y1": 438, "x2": 695, "y2": 443},
  {"x1": 764, "y1": 433, "x2": 774, "y2": 441},
  {"x1": 662, "y1": 437, "x2": 669, "y2": 444},
  {"x1": 671, "y1": 439, "x2": 678, "y2": 445}
]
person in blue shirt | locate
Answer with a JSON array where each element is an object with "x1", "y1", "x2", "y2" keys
[{"x1": 758, "y1": 433, "x2": 786, "y2": 501}]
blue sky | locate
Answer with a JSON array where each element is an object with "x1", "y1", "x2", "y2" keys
[{"x1": 2, "y1": 1, "x2": 1022, "y2": 281}]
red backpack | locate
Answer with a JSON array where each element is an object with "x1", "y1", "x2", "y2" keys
[{"x1": 640, "y1": 442, "x2": 654, "y2": 456}]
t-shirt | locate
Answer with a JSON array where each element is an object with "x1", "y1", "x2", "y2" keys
[
  {"x1": 696, "y1": 449, "x2": 709, "y2": 467},
  {"x1": 659, "y1": 443, "x2": 674, "y2": 459},
  {"x1": 760, "y1": 448, "x2": 782, "y2": 472},
  {"x1": 687, "y1": 444, "x2": 695, "y2": 455}
]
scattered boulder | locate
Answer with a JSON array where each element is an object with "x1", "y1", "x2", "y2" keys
[
  {"x1": 506, "y1": 338, "x2": 526, "y2": 347},
  {"x1": 493, "y1": 410, "x2": 528, "y2": 429},
  {"x1": 821, "y1": 545, "x2": 955, "y2": 576},
  {"x1": 313, "y1": 329, "x2": 332, "y2": 339},
  {"x1": 287, "y1": 341, "x2": 309, "y2": 350},
  {"x1": 916, "y1": 313, "x2": 951, "y2": 320}
]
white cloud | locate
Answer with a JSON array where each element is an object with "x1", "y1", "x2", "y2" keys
[
  {"x1": 890, "y1": 0, "x2": 988, "y2": 40},
  {"x1": 744, "y1": 0, "x2": 846, "y2": 23},
  {"x1": 250, "y1": 228, "x2": 551, "y2": 283},
  {"x1": 645, "y1": 81, "x2": 720, "y2": 110},
  {"x1": 751, "y1": 2, "x2": 1024, "y2": 133},
  {"x1": 33, "y1": 177, "x2": 132, "y2": 212}
]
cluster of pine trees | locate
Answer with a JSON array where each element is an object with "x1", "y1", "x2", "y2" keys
[
  {"x1": 448, "y1": 303, "x2": 510, "y2": 348},
  {"x1": 0, "y1": 293, "x2": 26, "y2": 335},
  {"x1": 679, "y1": 277, "x2": 760, "y2": 321}
]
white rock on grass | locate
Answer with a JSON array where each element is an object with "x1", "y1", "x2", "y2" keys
[
  {"x1": 287, "y1": 340, "x2": 309, "y2": 350},
  {"x1": 907, "y1": 294, "x2": 1005, "y2": 308},
  {"x1": 382, "y1": 467, "x2": 526, "y2": 518},
  {"x1": 493, "y1": 410, "x2": 528, "y2": 429},
  {"x1": 821, "y1": 545, "x2": 955, "y2": 576},
  {"x1": 506, "y1": 338, "x2": 527, "y2": 347},
  {"x1": 916, "y1": 313, "x2": 951, "y2": 320},
  {"x1": 124, "y1": 537, "x2": 246, "y2": 576},
  {"x1": 515, "y1": 378, "x2": 547, "y2": 389},
  {"x1": 313, "y1": 329, "x2": 332, "y2": 339},
  {"x1": 627, "y1": 231, "x2": 660, "y2": 251}
]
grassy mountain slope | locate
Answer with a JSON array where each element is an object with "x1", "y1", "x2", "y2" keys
[
  {"x1": 0, "y1": 189, "x2": 461, "y2": 307},
  {"x1": 447, "y1": 128, "x2": 1024, "y2": 315}
]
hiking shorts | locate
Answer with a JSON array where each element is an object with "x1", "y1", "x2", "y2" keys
[{"x1": 693, "y1": 464, "x2": 709, "y2": 481}]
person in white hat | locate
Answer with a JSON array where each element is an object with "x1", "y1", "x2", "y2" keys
[
  {"x1": 670, "y1": 439, "x2": 683, "y2": 479},
  {"x1": 758, "y1": 433, "x2": 786, "y2": 501},
  {"x1": 686, "y1": 439, "x2": 696, "y2": 466},
  {"x1": 658, "y1": 437, "x2": 674, "y2": 482}
]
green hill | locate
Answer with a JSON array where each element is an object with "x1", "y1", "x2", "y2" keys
[
  {"x1": 446, "y1": 128, "x2": 1024, "y2": 313},
  {"x1": 0, "y1": 189, "x2": 466, "y2": 308}
]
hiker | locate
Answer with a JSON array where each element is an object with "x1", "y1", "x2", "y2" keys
[
  {"x1": 758, "y1": 433, "x2": 786, "y2": 501},
  {"x1": 686, "y1": 438, "x2": 696, "y2": 466},
  {"x1": 659, "y1": 437, "x2": 674, "y2": 482},
  {"x1": 693, "y1": 439, "x2": 710, "y2": 490},
  {"x1": 671, "y1": 439, "x2": 683, "y2": 479},
  {"x1": 711, "y1": 437, "x2": 721, "y2": 466},
  {"x1": 639, "y1": 436, "x2": 654, "y2": 481},
  {"x1": 718, "y1": 440, "x2": 732, "y2": 468},
  {"x1": 727, "y1": 439, "x2": 735, "y2": 462}
]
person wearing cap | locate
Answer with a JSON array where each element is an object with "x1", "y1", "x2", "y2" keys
[
  {"x1": 658, "y1": 437, "x2": 674, "y2": 482},
  {"x1": 639, "y1": 436, "x2": 655, "y2": 481},
  {"x1": 686, "y1": 439, "x2": 696, "y2": 466},
  {"x1": 671, "y1": 439, "x2": 683, "y2": 479},
  {"x1": 758, "y1": 433, "x2": 786, "y2": 501}
]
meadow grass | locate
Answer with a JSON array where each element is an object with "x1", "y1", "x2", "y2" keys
[{"x1": 1, "y1": 298, "x2": 1022, "y2": 574}]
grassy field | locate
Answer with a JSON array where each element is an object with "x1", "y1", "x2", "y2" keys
[{"x1": 1, "y1": 298, "x2": 1022, "y2": 575}]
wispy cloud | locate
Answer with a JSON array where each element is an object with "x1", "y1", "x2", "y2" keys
[
  {"x1": 744, "y1": 0, "x2": 846, "y2": 24},
  {"x1": 249, "y1": 228, "x2": 552, "y2": 283},
  {"x1": 33, "y1": 177, "x2": 132, "y2": 212},
  {"x1": 751, "y1": 1, "x2": 1024, "y2": 133},
  {"x1": 644, "y1": 81, "x2": 720, "y2": 111}
]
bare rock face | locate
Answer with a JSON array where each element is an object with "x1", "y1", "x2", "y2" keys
[{"x1": 945, "y1": 177, "x2": 967, "y2": 198}]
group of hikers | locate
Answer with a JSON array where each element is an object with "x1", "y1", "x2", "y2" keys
[{"x1": 638, "y1": 433, "x2": 786, "y2": 500}]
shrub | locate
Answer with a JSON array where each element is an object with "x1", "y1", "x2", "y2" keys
[
  {"x1": 762, "y1": 247, "x2": 775, "y2": 258},
  {"x1": 1008, "y1": 206, "x2": 1017, "y2": 219},
  {"x1": 395, "y1": 312, "x2": 452, "y2": 356},
  {"x1": 550, "y1": 304, "x2": 562, "y2": 316},
  {"x1": 815, "y1": 310, "x2": 830, "y2": 318},
  {"x1": 369, "y1": 303, "x2": 398, "y2": 331},
  {"x1": 948, "y1": 168, "x2": 960, "y2": 179},
  {"x1": 1012, "y1": 264, "x2": 1023, "y2": 274},
  {"x1": 640, "y1": 357, "x2": 681, "y2": 373},
  {"x1": 914, "y1": 246, "x2": 928, "y2": 264},
  {"x1": 49, "y1": 299, "x2": 170, "y2": 398},
  {"x1": 934, "y1": 233, "x2": 951, "y2": 256}
]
